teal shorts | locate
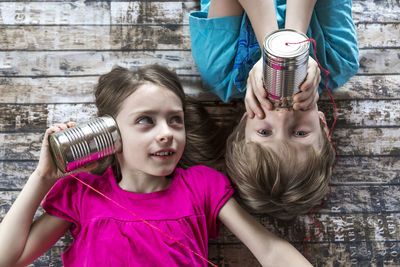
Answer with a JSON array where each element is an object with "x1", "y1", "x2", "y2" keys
[{"x1": 189, "y1": 11, "x2": 260, "y2": 102}]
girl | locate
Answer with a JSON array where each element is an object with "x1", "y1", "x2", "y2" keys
[{"x1": 0, "y1": 65, "x2": 311, "y2": 266}]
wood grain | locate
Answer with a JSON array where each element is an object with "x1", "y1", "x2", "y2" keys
[
  {"x1": 0, "y1": 23, "x2": 397, "y2": 50},
  {"x1": 1, "y1": 75, "x2": 399, "y2": 104},
  {"x1": 0, "y1": 49, "x2": 397, "y2": 77},
  {"x1": 0, "y1": 1, "x2": 197, "y2": 25}
]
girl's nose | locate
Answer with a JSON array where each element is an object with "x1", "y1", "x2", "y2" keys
[{"x1": 157, "y1": 124, "x2": 173, "y2": 144}]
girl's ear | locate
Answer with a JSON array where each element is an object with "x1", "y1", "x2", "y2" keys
[{"x1": 318, "y1": 111, "x2": 330, "y2": 138}]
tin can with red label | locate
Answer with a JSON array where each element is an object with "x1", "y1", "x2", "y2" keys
[
  {"x1": 48, "y1": 115, "x2": 122, "y2": 173},
  {"x1": 263, "y1": 29, "x2": 309, "y2": 107}
]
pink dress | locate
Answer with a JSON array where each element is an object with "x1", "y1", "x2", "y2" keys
[{"x1": 42, "y1": 165, "x2": 234, "y2": 266}]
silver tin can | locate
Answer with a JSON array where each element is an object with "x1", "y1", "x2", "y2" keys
[
  {"x1": 48, "y1": 115, "x2": 122, "y2": 173},
  {"x1": 263, "y1": 29, "x2": 309, "y2": 107}
]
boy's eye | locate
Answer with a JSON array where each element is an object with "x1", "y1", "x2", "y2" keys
[
  {"x1": 294, "y1": 131, "x2": 307, "y2": 136},
  {"x1": 257, "y1": 129, "x2": 271, "y2": 136},
  {"x1": 170, "y1": 116, "x2": 183, "y2": 124},
  {"x1": 137, "y1": 117, "x2": 153, "y2": 124}
]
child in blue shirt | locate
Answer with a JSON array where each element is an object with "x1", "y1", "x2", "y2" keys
[{"x1": 189, "y1": 0, "x2": 359, "y2": 220}]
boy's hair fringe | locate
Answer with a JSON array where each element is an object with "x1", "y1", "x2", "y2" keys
[{"x1": 225, "y1": 116, "x2": 336, "y2": 220}]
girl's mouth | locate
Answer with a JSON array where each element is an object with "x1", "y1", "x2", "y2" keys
[{"x1": 150, "y1": 150, "x2": 175, "y2": 159}]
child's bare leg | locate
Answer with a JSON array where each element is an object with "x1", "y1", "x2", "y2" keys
[
  {"x1": 208, "y1": 0, "x2": 244, "y2": 18},
  {"x1": 238, "y1": 0, "x2": 278, "y2": 47}
]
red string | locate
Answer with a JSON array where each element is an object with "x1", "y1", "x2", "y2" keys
[
  {"x1": 58, "y1": 156, "x2": 218, "y2": 267},
  {"x1": 285, "y1": 39, "x2": 339, "y2": 261},
  {"x1": 302, "y1": 185, "x2": 332, "y2": 261},
  {"x1": 285, "y1": 39, "x2": 337, "y2": 136}
]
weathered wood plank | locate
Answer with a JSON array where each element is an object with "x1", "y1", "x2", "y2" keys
[
  {"x1": 358, "y1": 49, "x2": 400, "y2": 75},
  {"x1": 1, "y1": 75, "x2": 398, "y2": 104},
  {"x1": 1, "y1": 99, "x2": 399, "y2": 132},
  {"x1": 1, "y1": 1, "x2": 399, "y2": 26},
  {"x1": 0, "y1": 25, "x2": 191, "y2": 50},
  {"x1": 0, "y1": 49, "x2": 397, "y2": 77},
  {"x1": 324, "y1": 185, "x2": 400, "y2": 213},
  {"x1": 0, "y1": 161, "x2": 37, "y2": 189},
  {"x1": 0, "y1": 77, "x2": 97, "y2": 103},
  {"x1": 2, "y1": 156, "x2": 399, "y2": 189},
  {"x1": 0, "y1": 51, "x2": 198, "y2": 76},
  {"x1": 332, "y1": 156, "x2": 400, "y2": 184},
  {"x1": 0, "y1": 128, "x2": 399, "y2": 160},
  {"x1": 318, "y1": 100, "x2": 400, "y2": 127},
  {"x1": 352, "y1": 0, "x2": 400, "y2": 23},
  {"x1": 218, "y1": 213, "x2": 400, "y2": 243},
  {"x1": 209, "y1": 241, "x2": 400, "y2": 267},
  {"x1": 0, "y1": 23, "x2": 397, "y2": 50},
  {"x1": 320, "y1": 75, "x2": 400, "y2": 101},
  {"x1": 357, "y1": 23, "x2": 400, "y2": 48},
  {"x1": 332, "y1": 128, "x2": 400, "y2": 156},
  {"x1": 0, "y1": 1, "x2": 198, "y2": 25}
]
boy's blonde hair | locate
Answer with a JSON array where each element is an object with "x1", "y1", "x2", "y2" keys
[{"x1": 225, "y1": 116, "x2": 336, "y2": 220}]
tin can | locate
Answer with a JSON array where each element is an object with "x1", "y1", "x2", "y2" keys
[
  {"x1": 263, "y1": 29, "x2": 309, "y2": 108},
  {"x1": 48, "y1": 115, "x2": 122, "y2": 173}
]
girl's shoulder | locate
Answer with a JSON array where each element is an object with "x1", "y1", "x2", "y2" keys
[
  {"x1": 178, "y1": 165, "x2": 225, "y2": 178},
  {"x1": 176, "y1": 165, "x2": 232, "y2": 191}
]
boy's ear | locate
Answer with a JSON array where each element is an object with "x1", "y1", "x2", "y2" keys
[{"x1": 318, "y1": 111, "x2": 330, "y2": 138}]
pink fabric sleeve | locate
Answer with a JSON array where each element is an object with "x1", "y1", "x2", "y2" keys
[
  {"x1": 191, "y1": 166, "x2": 234, "y2": 239},
  {"x1": 42, "y1": 175, "x2": 82, "y2": 235}
]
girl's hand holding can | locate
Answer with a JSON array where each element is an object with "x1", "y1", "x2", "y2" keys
[{"x1": 33, "y1": 122, "x2": 77, "y2": 183}]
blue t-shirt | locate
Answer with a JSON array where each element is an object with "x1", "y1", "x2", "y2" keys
[{"x1": 189, "y1": 0, "x2": 359, "y2": 102}]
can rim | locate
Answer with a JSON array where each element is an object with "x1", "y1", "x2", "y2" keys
[{"x1": 263, "y1": 29, "x2": 309, "y2": 58}]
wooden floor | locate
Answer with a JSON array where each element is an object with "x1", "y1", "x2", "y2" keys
[{"x1": 0, "y1": 1, "x2": 399, "y2": 266}]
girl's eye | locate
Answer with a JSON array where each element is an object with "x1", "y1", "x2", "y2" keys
[
  {"x1": 257, "y1": 129, "x2": 271, "y2": 136},
  {"x1": 170, "y1": 116, "x2": 183, "y2": 124},
  {"x1": 137, "y1": 117, "x2": 153, "y2": 124},
  {"x1": 294, "y1": 131, "x2": 308, "y2": 136}
]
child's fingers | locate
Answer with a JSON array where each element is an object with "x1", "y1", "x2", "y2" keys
[
  {"x1": 66, "y1": 121, "x2": 76, "y2": 128},
  {"x1": 293, "y1": 90, "x2": 311, "y2": 103},
  {"x1": 245, "y1": 83, "x2": 264, "y2": 119},
  {"x1": 293, "y1": 92, "x2": 319, "y2": 111},
  {"x1": 300, "y1": 59, "x2": 320, "y2": 92}
]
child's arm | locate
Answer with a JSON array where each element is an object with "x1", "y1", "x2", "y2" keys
[
  {"x1": 218, "y1": 198, "x2": 312, "y2": 267},
  {"x1": 285, "y1": 0, "x2": 317, "y2": 34},
  {"x1": 0, "y1": 124, "x2": 74, "y2": 266}
]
